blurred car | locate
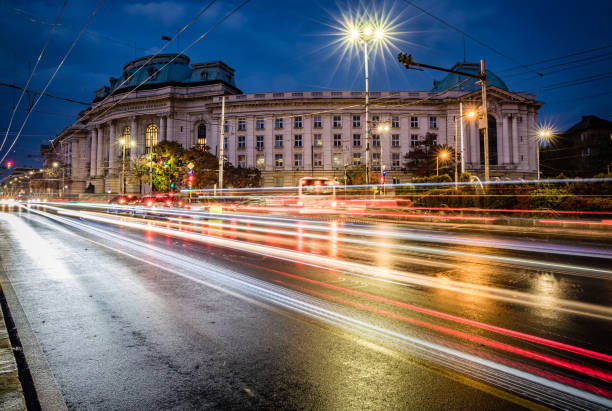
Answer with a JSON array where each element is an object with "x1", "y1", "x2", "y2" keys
[{"x1": 109, "y1": 194, "x2": 140, "y2": 205}]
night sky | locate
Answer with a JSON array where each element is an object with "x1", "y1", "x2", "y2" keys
[{"x1": 1, "y1": 0, "x2": 610, "y2": 170}]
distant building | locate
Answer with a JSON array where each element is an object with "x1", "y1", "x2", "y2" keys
[
  {"x1": 541, "y1": 115, "x2": 612, "y2": 177},
  {"x1": 43, "y1": 54, "x2": 542, "y2": 194}
]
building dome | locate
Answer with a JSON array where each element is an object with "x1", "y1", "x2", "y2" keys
[
  {"x1": 431, "y1": 62, "x2": 509, "y2": 92},
  {"x1": 113, "y1": 54, "x2": 192, "y2": 90}
]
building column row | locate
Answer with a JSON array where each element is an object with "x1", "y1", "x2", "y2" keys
[{"x1": 89, "y1": 128, "x2": 97, "y2": 177}]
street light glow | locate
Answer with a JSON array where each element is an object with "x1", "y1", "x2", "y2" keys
[
  {"x1": 466, "y1": 110, "x2": 477, "y2": 119},
  {"x1": 375, "y1": 28, "x2": 384, "y2": 40}
]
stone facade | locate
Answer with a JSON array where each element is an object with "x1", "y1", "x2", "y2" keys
[{"x1": 45, "y1": 54, "x2": 542, "y2": 194}]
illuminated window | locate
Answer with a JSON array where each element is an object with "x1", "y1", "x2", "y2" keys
[
  {"x1": 256, "y1": 154, "x2": 264, "y2": 168},
  {"x1": 145, "y1": 124, "x2": 158, "y2": 152},
  {"x1": 197, "y1": 123, "x2": 206, "y2": 149},
  {"x1": 313, "y1": 134, "x2": 322, "y2": 147},
  {"x1": 237, "y1": 155, "x2": 246, "y2": 167},
  {"x1": 121, "y1": 126, "x2": 132, "y2": 156},
  {"x1": 352, "y1": 153, "x2": 361, "y2": 165},
  {"x1": 275, "y1": 153, "x2": 283, "y2": 167},
  {"x1": 372, "y1": 152, "x2": 380, "y2": 166},
  {"x1": 333, "y1": 153, "x2": 342, "y2": 167}
]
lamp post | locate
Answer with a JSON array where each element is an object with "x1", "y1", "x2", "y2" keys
[
  {"x1": 347, "y1": 24, "x2": 386, "y2": 186},
  {"x1": 377, "y1": 123, "x2": 389, "y2": 193},
  {"x1": 437, "y1": 151, "x2": 448, "y2": 176},
  {"x1": 453, "y1": 107, "x2": 477, "y2": 182},
  {"x1": 536, "y1": 127, "x2": 554, "y2": 179}
]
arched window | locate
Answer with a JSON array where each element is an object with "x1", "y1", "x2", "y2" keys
[
  {"x1": 197, "y1": 123, "x2": 206, "y2": 149},
  {"x1": 121, "y1": 126, "x2": 131, "y2": 156},
  {"x1": 145, "y1": 124, "x2": 158, "y2": 152}
]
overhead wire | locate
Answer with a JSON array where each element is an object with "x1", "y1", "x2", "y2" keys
[
  {"x1": 0, "y1": 0, "x2": 68, "y2": 157},
  {"x1": 0, "y1": 0, "x2": 105, "y2": 165}
]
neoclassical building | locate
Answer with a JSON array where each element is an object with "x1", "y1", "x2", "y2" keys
[{"x1": 46, "y1": 54, "x2": 542, "y2": 194}]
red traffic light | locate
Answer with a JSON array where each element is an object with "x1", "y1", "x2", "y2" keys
[{"x1": 6, "y1": 161, "x2": 12, "y2": 169}]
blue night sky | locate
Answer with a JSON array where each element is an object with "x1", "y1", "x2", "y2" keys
[{"x1": 0, "y1": 0, "x2": 610, "y2": 169}]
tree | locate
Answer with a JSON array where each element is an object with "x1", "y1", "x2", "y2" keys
[
  {"x1": 403, "y1": 132, "x2": 455, "y2": 176},
  {"x1": 152, "y1": 141, "x2": 184, "y2": 192},
  {"x1": 130, "y1": 155, "x2": 151, "y2": 195}
]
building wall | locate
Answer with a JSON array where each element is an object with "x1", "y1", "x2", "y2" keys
[{"x1": 55, "y1": 86, "x2": 540, "y2": 193}]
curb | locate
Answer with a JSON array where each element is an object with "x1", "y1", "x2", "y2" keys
[{"x1": 0, "y1": 284, "x2": 27, "y2": 411}]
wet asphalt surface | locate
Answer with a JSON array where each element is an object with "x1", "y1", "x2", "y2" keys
[{"x1": 0, "y1": 202, "x2": 611, "y2": 410}]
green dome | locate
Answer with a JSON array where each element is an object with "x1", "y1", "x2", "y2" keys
[{"x1": 432, "y1": 62, "x2": 508, "y2": 92}]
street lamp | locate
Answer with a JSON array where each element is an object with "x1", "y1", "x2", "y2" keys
[
  {"x1": 536, "y1": 127, "x2": 554, "y2": 179},
  {"x1": 377, "y1": 123, "x2": 389, "y2": 193},
  {"x1": 453, "y1": 106, "x2": 478, "y2": 182},
  {"x1": 437, "y1": 150, "x2": 449, "y2": 176},
  {"x1": 345, "y1": 22, "x2": 386, "y2": 186}
]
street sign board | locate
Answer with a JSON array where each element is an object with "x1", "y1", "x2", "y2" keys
[
  {"x1": 188, "y1": 169, "x2": 194, "y2": 175},
  {"x1": 382, "y1": 170, "x2": 387, "y2": 177}
]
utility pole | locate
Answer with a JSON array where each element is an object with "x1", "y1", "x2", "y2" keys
[
  {"x1": 454, "y1": 115, "x2": 458, "y2": 185},
  {"x1": 218, "y1": 96, "x2": 225, "y2": 191},
  {"x1": 364, "y1": 42, "x2": 370, "y2": 185},
  {"x1": 460, "y1": 102, "x2": 465, "y2": 173},
  {"x1": 397, "y1": 53, "x2": 489, "y2": 180},
  {"x1": 480, "y1": 59, "x2": 489, "y2": 182}
]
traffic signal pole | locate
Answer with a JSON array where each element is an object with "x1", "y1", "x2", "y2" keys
[
  {"x1": 218, "y1": 96, "x2": 225, "y2": 192},
  {"x1": 398, "y1": 53, "x2": 490, "y2": 181}
]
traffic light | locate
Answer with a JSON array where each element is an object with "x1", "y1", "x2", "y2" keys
[
  {"x1": 170, "y1": 182, "x2": 175, "y2": 188},
  {"x1": 187, "y1": 175, "x2": 194, "y2": 188},
  {"x1": 380, "y1": 176, "x2": 385, "y2": 184},
  {"x1": 6, "y1": 161, "x2": 12, "y2": 169}
]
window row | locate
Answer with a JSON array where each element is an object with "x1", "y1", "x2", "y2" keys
[
  {"x1": 250, "y1": 152, "x2": 403, "y2": 169},
  {"x1": 224, "y1": 115, "x2": 439, "y2": 131},
  {"x1": 228, "y1": 133, "x2": 420, "y2": 149}
]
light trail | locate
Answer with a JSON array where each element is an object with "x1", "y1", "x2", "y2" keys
[
  {"x1": 239, "y1": 260, "x2": 612, "y2": 364},
  {"x1": 11, "y1": 208, "x2": 612, "y2": 409},
  {"x1": 27, "y1": 204, "x2": 612, "y2": 320}
]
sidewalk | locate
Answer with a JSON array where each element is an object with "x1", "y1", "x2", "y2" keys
[{"x1": 0, "y1": 285, "x2": 26, "y2": 411}]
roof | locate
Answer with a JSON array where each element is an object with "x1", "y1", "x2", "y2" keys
[
  {"x1": 431, "y1": 62, "x2": 509, "y2": 92},
  {"x1": 564, "y1": 115, "x2": 612, "y2": 134},
  {"x1": 94, "y1": 54, "x2": 239, "y2": 101}
]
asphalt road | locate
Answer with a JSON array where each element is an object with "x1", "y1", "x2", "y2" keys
[{"x1": 0, "y1": 202, "x2": 611, "y2": 410}]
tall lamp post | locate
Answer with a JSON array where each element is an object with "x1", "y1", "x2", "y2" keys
[
  {"x1": 377, "y1": 123, "x2": 389, "y2": 193},
  {"x1": 52, "y1": 161, "x2": 62, "y2": 197},
  {"x1": 536, "y1": 127, "x2": 554, "y2": 179},
  {"x1": 453, "y1": 108, "x2": 477, "y2": 182},
  {"x1": 347, "y1": 24, "x2": 386, "y2": 186}
]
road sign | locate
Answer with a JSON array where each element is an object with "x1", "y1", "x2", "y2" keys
[
  {"x1": 187, "y1": 169, "x2": 194, "y2": 175},
  {"x1": 382, "y1": 170, "x2": 387, "y2": 177},
  {"x1": 187, "y1": 162, "x2": 194, "y2": 169}
]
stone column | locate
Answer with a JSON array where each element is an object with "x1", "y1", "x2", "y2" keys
[
  {"x1": 159, "y1": 116, "x2": 167, "y2": 141},
  {"x1": 167, "y1": 115, "x2": 174, "y2": 142},
  {"x1": 470, "y1": 121, "x2": 478, "y2": 167},
  {"x1": 90, "y1": 128, "x2": 97, "y2": 177},
  {"x1": 96, "y1": 126, "x2": 104, "y2": 176},
  {"x1": 71, "y1": 139, "x2": 79, "y2": 185},
  {"x1": 512, "y1": 116, "x2": 519, "y2": 164},
  {"x1": 108, "y1": 121, "x2": 116, "y2": 175},
  {"x1": 502, "y1": 115, "x2": 510, "y2": 164}
]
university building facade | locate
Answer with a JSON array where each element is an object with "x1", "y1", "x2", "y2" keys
[{"x1": 46, "y1": 54, "x2": 542, "y2": 194}]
